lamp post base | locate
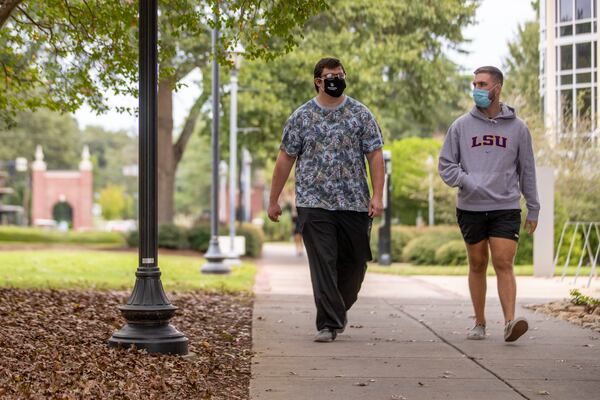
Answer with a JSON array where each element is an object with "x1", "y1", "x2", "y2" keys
[
  {"x1": 108, "y1": 269, "x2": 188, "y2": 355},
  {"x1": 108, "y1": 322, "x2": 188, "y2": 355},
  {"x1": 201, "y1": 238, "x2": 231, "y2": 274}
]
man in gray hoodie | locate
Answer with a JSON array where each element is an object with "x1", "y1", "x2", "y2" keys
[{"x1": 438, "y1": 66, "x2": 540, "y2": 343}]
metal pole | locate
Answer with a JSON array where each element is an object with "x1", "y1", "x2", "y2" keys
[
  {"x1": 378, "y1": 150, "x2": 392, "y2": 266},
  {"x1": 108, "y1": 0, "x2": 188, "y2": 354},
  {"x1": 202, "y1": 16, "x2": 230, "y2": 274},
  {"x1": 428, "y1": 170, "x2": 434, "y2": 226},
  {"x1": 227, "y1": 66, "x2": 240, "y2": 264}
]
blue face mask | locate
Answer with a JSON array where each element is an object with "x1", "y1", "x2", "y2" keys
[{"x1": 472, "y1": 88, "x2": 492, "y2": 108}]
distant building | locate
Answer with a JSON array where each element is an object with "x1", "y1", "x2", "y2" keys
[
  {"x1": 31, "y1": 145, "x2": 93, "y2": 231},
  {"x1": 540, "y1": 0, "x2": 599, "y2": 144}
]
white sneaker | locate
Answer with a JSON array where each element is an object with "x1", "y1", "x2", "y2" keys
[
  {"x1": 314, "y1": 328, "x2": 336, "y2": 342},
  {"x1": 467, "y1": 324, "x2": 486, "y2": 340},
  {"x1": 504, "y1": 317, "x2": 528, "y2": 342}
]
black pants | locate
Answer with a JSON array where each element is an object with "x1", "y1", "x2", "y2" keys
[{"x1": 297, "y1": 207, "x2": 373, "y2": 331}]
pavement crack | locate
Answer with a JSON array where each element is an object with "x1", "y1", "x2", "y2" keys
[{"x1": 385, "y1": 300, "x2": 531, "y2": 400}]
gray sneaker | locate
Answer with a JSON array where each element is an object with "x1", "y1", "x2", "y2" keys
[
  {"x1": 467, "y1": 324, "x2": 486, "y2": 340},
  {"x1": 314, "y1": 328, "x2": 336, "y2": 342},
  {"x1": 504, "y1": 317, "x2": 528, "y2": 342}
]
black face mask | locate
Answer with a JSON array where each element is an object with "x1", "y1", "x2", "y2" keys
[{"x1": 323, "y1": 77, "x2": 346, "y2": 98}]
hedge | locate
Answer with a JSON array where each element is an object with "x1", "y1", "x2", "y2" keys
[
  {"x1": 371, "y1": 225, "x2": 461, "y2": 264},
  {"x1": 0, "y1": 226, "x2": 125, "y2": 246},
  {"x1": 434, "y1": 240, "x2": 467, "y2": 265},
  {"x1": 125, "y1": 222, "x2": 264, "y2": 258}
]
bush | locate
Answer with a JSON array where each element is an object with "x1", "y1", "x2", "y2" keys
[
  {"x1": 371, "y1": 225, "x2": 419, "y2": 262},
  {"x1": 125, "y1": 230, "x2": 139, "y2": 247},
  {"x1": 238, "y1": 222, "x2": 264, "y2": 257},
  {"x1": 372, "y1": 224, "x2": 461, "y2": 263},
  {"x1": 435, "y1": 240, "x2": 467, "y2": 265},
  {"x1": 402, "y1": 228, "x2": 462, "y2": 265},
  {"x1": 187, "y1": 223, "x2": 212, "y2": 253},
  {"x1": 158, "y1": 224, "x2": 189, "y2": 249},
  {"x1": 260, "y1": 210, "x2": 293, "y2": 242},
  {"x1": 0, "y1": 226, "x2": 125, "y2": 246}
]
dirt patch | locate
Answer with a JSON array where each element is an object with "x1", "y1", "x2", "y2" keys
[
  {"x1": 0, "y1": 289, "x2": 252, "y2": 399},
  {"x1": 526, "y1": 300, "x2": 600, "y2": 333}
]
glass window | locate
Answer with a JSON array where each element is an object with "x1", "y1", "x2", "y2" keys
[
  {"x1": 561, "y1": 0, "x2": 573, "y2": 22},
  {"x1": 576, "y1": 42, "x2": 592, "y2": 68},
  {"x1": 576, "y1": 0, "x2": 592, "y2": 19},
  {"x1": 576, "y1": 88, "x2": 592, "y2": 130},
  {"x1": 576, "y1": 72, "x2": 591, "y2": 82},
  {"x1": 576, "y1": 22, "x2": 592, "y2": 34},
  {"x1": 561, "y1": 89, "x2": 573, "y2": 131},
  {"x1": 561, "y1": 44, "x2": 573, "y2": 70},
  {"x1": 561, "y1": 74, "x2": 574, "y2": 85},
  {"x1": 561, "y1": 25, "x2": 574, "y2": 36}
]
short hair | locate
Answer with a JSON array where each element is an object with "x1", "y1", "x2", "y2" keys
[
  {"x1": 313, "y1": 57, "x2": 346, "y2": 93},
  {"x1": 474, "y1": 66, "x2": 504, "y2": 86}
]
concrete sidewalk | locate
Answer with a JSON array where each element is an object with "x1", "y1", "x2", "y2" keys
[{"x1": 251, "y1": 243, "x2": 600, "y2": 400}]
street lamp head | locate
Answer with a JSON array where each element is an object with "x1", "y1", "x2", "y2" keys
[
  {"x1": 383, "y1": 149, "x2": 392, "y2": 175},
  {"x1": 425, "y1": 154, "x2": 435, "y2": 170},
  {"x1": 229, "y1": 42, "x2": 245, "y2": 70},
  {"x1": 15, "y1": 157, "x2": 28, "y2": 172}
]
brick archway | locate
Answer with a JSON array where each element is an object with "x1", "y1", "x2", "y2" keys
[{"x1": 31, "y1": 146, "x2": 93, "y2": 231}]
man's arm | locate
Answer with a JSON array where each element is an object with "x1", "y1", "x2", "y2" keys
[
  {"x1": 438, "y1": 124, "x2": 474, "y2": 191},
  {"x1": 366, "y1": 148, "x2": 385, "y2": 217},
  {"x1": 268, "y1": 150, "x2": 296, "y2": 222},
  {"x1": 518, "y1": 126, "x2": 540, "y2": 234}
]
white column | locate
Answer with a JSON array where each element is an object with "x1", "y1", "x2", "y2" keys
[{"x1": 534, "y1": 166, "x2": 555, "y2": 277}]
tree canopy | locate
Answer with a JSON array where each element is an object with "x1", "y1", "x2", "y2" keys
[
  {"x1": 231, "y1": 0, "x2": 477, "y2": 165},
  {"x1": 0, "y1": 0, "x2": 328, "y2": 127}
]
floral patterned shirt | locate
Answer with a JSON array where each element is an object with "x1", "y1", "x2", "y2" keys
[{"x1": 280, "y1": 96, "x2": 383, "y2": 211}]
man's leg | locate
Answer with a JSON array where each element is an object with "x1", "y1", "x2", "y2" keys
[
  {"x1": 489, "y1": 237, "x2": 518, "y2": 323},
  {"x1": 466, "y1": 240, "x2": 490, "y2": 326},
  {"x1": 336, "y1": 211, "x2": 371, "y2": 312},
  {"x1": 299, "y1": 208, "x2": 346, "y2": 332}
]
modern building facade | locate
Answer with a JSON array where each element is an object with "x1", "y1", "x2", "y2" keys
[{"x1": 541, "y1": 0, "x2": 599, "y2": 144}]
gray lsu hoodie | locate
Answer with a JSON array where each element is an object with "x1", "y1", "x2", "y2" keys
[{"x1": 438, "y1": 104, "x2": 540, "y2": 221}]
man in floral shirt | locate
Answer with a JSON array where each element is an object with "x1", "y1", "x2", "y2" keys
[{"x1": 268, "y1": 57, "x2": 385, "y2": 342}]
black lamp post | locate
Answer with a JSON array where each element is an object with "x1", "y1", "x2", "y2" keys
[
  {"x1": 378, "y1": 150, "x2": 392, "y2": 266},
  {"x1": 108, "y1": 0, "x2": 188, "y2": 355}
]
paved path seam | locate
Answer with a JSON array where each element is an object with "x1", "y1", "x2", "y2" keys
[{"x1": 386, "y1": 299, "x2": 531, "y2": 400}]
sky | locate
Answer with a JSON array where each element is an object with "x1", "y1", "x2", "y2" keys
[{"x1": 73, "y1": 0, "x2": 538, "y2": 133}]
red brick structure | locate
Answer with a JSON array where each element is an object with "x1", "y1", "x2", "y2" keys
[{"x1": 31, "y1": 146, "x2": 93, "y2": 231}]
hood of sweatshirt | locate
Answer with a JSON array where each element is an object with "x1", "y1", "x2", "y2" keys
[{"x1": 469, "y1": 103, "x2": 516, "y2": 122}]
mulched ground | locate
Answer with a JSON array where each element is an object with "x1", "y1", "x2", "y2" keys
[
  {"x1": 0, "y1": 288, "x2": 253, "y2": 399},
  {"x1": 526, "y1": 300, "x2": 600, "y2": 333}
]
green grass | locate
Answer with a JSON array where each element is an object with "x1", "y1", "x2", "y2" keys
[
  {"x1": 0, "y1": 250, "x2": 256, "y2": 292},
  {"x1": 368, "y1": 263, "x2": 595, "y2": 277},
  {"x1": 0, "y1": 226, "x2": 126, "y2": 246}
]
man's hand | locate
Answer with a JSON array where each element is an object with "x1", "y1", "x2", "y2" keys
[
  {"x1": 524, "y1": 219, "x2": 538, "y2": 235},
  {"x1": 268, "y1": 202, "x2": 282, "y2": 222},
  {"x1": 368, "y1": 196, "x2": 384, "y2": 218}
]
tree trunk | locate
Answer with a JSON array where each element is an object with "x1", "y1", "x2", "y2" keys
[
  {"x1": 0, "y1": 0, "x2": 23, "y2": 28},
  {"x1": 157, "y1": 80, "x2": 175, "y2": 225}
]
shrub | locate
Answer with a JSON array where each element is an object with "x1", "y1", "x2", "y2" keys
[
  {"x1": 158, "y1": 224, "x2": 189, "y2": 249},
  {"x1": 0, "y1": 226, "x2": 125, "y2": 246},
  {"x1": 238, "y1": 222, "x2": 265, "y2": 257},
  {"x1": 435, "y1": 240, "x2": 467, "y2": 265},
  {"x1": 260, "y1": 210, "x2": 293, "y2": 242},
  {"x1": 187, "y1": 223, "x2": 212, "y2": 253},
  {"x1": 402, "y1": 228, "x2": 462, "y2": 265},
  {"x1": 125, "y1": 230, "x2": 139, "y2": 247},
  {"x1": 371, "y1": 225, "x2": 419, "y2": 262}
]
